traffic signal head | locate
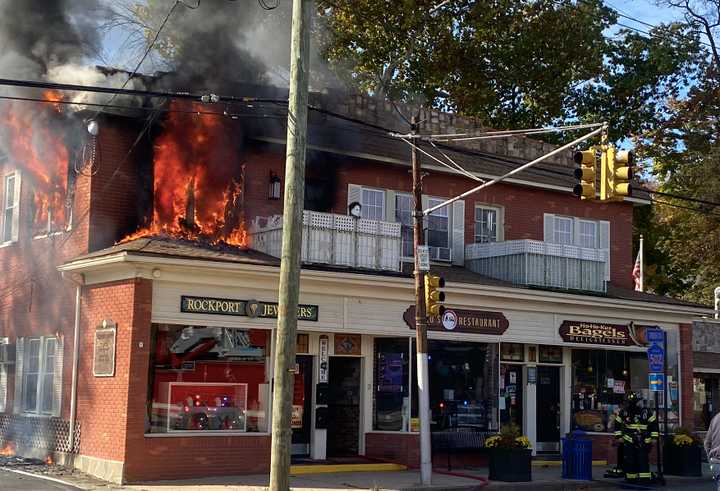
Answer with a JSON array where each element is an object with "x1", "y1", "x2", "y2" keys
[
  {"x1": 601, "y1": 147, "x2": 634, "y2": 201},
  {"x1": 572, "y1": 150, "x2": 597, "y2": 200},
  {"x1": 424, "y1": 274, "x2": 446, "y2": 317}
]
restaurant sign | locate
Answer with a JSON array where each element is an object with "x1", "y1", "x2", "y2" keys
[
  {"x1": 181, "y1": 295, "x2": 318, "y2": 321},
  {"x1": 559, "y1": 320, "x2": 641, "y2": 346},
  {"x1": 403, "y1": 306, "x2": 509, "y2": 335}
]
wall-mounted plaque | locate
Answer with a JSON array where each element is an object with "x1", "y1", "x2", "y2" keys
[
  {"x1": 334, "y1": 334, "x2": 361, "y2": 356},
  {"x1": 93, "y1": 327, "x2": 117, "y2": 377}
]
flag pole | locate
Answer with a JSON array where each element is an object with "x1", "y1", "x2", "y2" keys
[{"x1": 639, "y1": 234, "x2": 644, "y2": 292}]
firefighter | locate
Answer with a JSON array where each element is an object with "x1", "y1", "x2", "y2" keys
[{"x1": 614, "y1": 392, "x2": 659, "y2": 483}]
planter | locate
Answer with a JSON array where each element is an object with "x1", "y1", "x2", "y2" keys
[
  {"x1": 663, "y1": 443, "x2": 702, "y2": 477},
  {"x1": 488, "y1": 448, "x2": 532, "y2": 482}
]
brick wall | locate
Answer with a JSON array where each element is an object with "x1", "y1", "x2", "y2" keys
[
  {"x1": 679, "y1": 323, "x2": 694, "y2": 428},
  {"x1": 330, "y1": 160, "x2": 634, "y2": 288},
  {"x1": 365, "y1": 432, "x2": 420, "y2": 467}
]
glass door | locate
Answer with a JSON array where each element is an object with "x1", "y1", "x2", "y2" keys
[{"x1": 536, "y1": 366, "x2": 561, "y2": 452}]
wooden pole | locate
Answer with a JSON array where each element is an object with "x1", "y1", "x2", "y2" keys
[
  {"x1": 411, "y1": 116, "x2": 432, "y2": 484},
  {"x1": 269, "y1": 1, "x2": 310, "y2": 489}
]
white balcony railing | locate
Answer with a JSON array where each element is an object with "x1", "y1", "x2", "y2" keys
[
  {"x1": 249, "y1": 211, "x2": 402, "y2": 272},
  {"x1": 465, "y1": 240, "x2": 608, "y2": 292}
]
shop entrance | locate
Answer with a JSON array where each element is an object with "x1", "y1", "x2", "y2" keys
[
  {"x1": 291, "y1": 355, "x2": 314, "y2": 456},
  {"x1": 500, "y1": 364, "x2": 523, "y2": 431},
  {"x1": 327, "y1": 357, "x2": 361, "y2": 457},
  {"x1": 536, "y1": 366, "x2": 561, "y2": 453}
]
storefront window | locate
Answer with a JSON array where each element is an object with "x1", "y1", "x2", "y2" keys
[
  {"x1": 501, "y1": 343, "x2": 524, "y2": 362},
  {"x1": 694, "y1": 374, "x2": 720, "y2": 431},
  {"x1": 373, "y1": 338, "x2": 411, "y2": 431},
  {"x1": 146, "y1": 324, "x2": 270, "y2": 434},
  {"x1": 571, "y1": 346, "x2": 680, "y2": 433},
  {"x1": 428, "y1": 340, "x2": 499, "y2": 431}
]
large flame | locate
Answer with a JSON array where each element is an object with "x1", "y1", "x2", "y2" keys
[
  {"x1": 123, "y1": 101, "x2": 248, "y2": 247},
  {"x1": 2, "y1": 92, "x2": 70, "y2": 234},
  {"x1": 0, "y1": 442, "x2": 15, "y2": 457}
]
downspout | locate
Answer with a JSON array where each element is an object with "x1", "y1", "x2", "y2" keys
[{"x1": 63, "y1": 273, "x2": 84, "y2": 453}]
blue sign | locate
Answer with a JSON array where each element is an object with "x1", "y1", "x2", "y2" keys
[
  {"x1": 648, "y1": 343, "x2": 665, "y2": 372},
  {"x1": 649, "y1": 373, "x2": 665, "y2": 392},
  {"x1": 646, "y1": 328, "x2": 666, "y2": 345}
]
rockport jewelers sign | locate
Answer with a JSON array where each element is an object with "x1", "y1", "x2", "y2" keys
[
  {"x1": 181, "y1": 296, "x2": 319, "y2": 321},
  {"x1": 403, "y1": 306, "x2": 509, "y2": 335},
  {"x1": 559, "y1": 320, "x2": 641, "y2": 346}
]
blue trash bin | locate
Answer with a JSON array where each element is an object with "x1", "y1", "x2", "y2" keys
[{"x1": 562, "y1": 433, "x2": 592, "y2": 480}]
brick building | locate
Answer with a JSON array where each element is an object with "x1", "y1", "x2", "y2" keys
[{"x1": 0, "y1": 90, "x2": 712, "y2": 483}]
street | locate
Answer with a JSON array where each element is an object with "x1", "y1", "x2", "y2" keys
[{"x1": 0, "y1": 469, "x2": 81, "y2": 491}]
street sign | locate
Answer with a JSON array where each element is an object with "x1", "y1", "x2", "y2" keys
[
  {"x1": 417, "y1": 245, "x2": 430, "y2": 271},
  {"x1": 645, "y1": 327, "x2": 666, "y2": 345},
  {"x1": 647, "y1": 343, "x2": 665, "y2": 373},
  {"x1": 649, "y1": 372, "x2": 665, "y2": 392}
]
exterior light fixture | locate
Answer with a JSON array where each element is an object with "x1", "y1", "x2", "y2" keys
[
  {"x1": 268, "y1": 172, "x2": 281, "y2": 200},
  {"x1": 86, "y1": 119, "x2": 100, "y2": 136}
]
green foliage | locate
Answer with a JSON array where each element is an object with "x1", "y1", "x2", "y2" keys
[{"x1": 485, "y1": 424, "x2": 531, "y2": 448}]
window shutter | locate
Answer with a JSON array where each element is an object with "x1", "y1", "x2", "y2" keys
[
  {"x1": 347, "y1": 184, "x2": 362, "y2": 211},
  {"x1": 0, "y1": 363, "x2": 6, "y2": 412},
  {"x1": 13, "y1": 337, "x2": 24, "y2": 414},
  {"x1": 385, "y1": 190, "x2": 396, "y2": 223},
  {"x1": 451, "y1": 200, "x2": 465, "y2": 265},
  {"x1": 497, "y1": 207, "x2": 505, "y2": 241},
  {"x1": 599, "y1": 220, "x2": 610, "y2": 281},
  {"x1": 543, "y1": 214, "x2": 555, "y2": 243},
  {"x1": 11, "y1": 171, "x2": 21, "y2": 242},
  {"x1": 52, "y1": 337, "x2": 63, "y2": 417}
]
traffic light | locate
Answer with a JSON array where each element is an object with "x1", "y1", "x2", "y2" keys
[
  {"x1": 424, "y1": 274, "x2": 445, "y2": 317},
  {"x1": 572, "y1": 150, "x2": 597, "y2": 200},
  {"x1": 601, "y1": 146, "x2": 634, "y2": 201}
]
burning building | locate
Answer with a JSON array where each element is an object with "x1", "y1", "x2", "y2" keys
[{"x1": 0, "y1": 78, "x2": 709, "y2": 485}]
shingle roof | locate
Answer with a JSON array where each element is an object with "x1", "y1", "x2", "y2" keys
[{"x1": 67, "y1": 237, "x2": 704, "y2": 309}]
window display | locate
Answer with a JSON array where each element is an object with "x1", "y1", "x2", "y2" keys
[
  {"x1": 146, "y1": 324, "x2": 270, "y2": 434},
  {"x1": 373, "y1": 338, "x2": 411, "y2": 431},
  {"x1": 429, "y1": 340, "x2": 498, "y2": 431},
  {"x1": 571, "y1": 347, "x2": 679, "y2": 433}
]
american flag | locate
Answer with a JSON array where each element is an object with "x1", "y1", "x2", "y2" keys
[{"x1": 632, "y1": 250, "x2": 642, "y2": 291}]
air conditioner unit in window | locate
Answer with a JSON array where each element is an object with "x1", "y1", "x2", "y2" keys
[
  {"x1": 0, "y1": 343, "x2": 15, "y2": 364},
  {"x1": 429, "y1": 246, "x2": 452, "y2": 262}
]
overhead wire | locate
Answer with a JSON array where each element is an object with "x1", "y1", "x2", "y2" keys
[{"x1": 429, "y1": 122, "x2": 606, "y2": 141}]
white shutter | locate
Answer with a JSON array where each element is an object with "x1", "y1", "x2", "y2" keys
[
  {"x1": 497, "y1": 207, "x2": 505, "y2": 241},
  {"x1": 13, "y1": 337, "x2": 24, "y2": 414},
  {"x1": 599, "y1": 220, "x2": 610, "y2": 281},
  {"x1": 52, "y1": 337, "x2": 63, "y2": 417},
  {"x1": 347, "y1": 184, "x2": 362, "y2": 211},
  {"x1": 452, "y1": 200, "x2": 465, "y2": 265},
  {"x1": 10, "y1": 171, "x2": 21, "y2": 242},
  {"x1": 543, "y1": 214, "x2": 555, "y2": 243},
  {"x1": 0, "y1": 363, "x2": 6, "y2": 412},
  {"x1": 385, "y1": 190, "x2": 396, "y2": 223}
]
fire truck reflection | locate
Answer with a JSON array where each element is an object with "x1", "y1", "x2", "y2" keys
[{"x1": 179, "y1": 394, "x2": 245, "y2": 431}]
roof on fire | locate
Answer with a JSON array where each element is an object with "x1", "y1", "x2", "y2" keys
[{"x1": 64, "y1": 236, "x2": 706, "y2": 310}]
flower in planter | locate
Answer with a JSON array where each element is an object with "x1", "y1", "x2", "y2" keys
[
  {"x1": 484, "y1": 424, "x2": 532, "y2": 449},
  {"x1": 670, "y1": 427, "x2": 702, "y2": 447}
]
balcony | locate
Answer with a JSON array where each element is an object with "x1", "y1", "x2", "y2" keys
[
  {"x1": 465, "y1": 240, "x2": 608, "y2": 292},
  {"x1": 249, "y1": 211, "x2": 402, "y2": 272}
]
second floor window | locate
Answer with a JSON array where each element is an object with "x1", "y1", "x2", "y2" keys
[
  {"x1": 395, "y1": 194, "x2": 414, "y2": 257},
  {"x1": 578, "y1": 220, "x2": 598, "y2": 248},
  {"x1": 553, "y1": 216, "x2": 574, "y2": 245},
  {"x1": 361, "y1": 188, "x2": 385, "y2": 220},
  {"x1": 475, "y1": 206, "x2": 498, "y2": 243},
  {"x1": 427, "y1": 197, "x2": 449, "y2": 250},
  {"x1": 2, "y1": 171, "x2": 20, "y2": 244}
]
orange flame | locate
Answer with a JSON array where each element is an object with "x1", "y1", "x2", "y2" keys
[
  {"x1": 3, "y1": 99, "x2": 69, "y2": 234},
  {"x1": 45, "y1": 455, "x2": 54, "y2": 465},
  {"x1": 122, "y1": 101, "x2": 248, "y2": 247},
  {"x1": 44, "y1": 90, "x2": 64, "y2": 113},
  {"x1": 0, "y1": 443, "x2": 15, "y2": 457}
]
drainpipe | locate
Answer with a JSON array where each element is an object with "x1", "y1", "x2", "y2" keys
[{"x1": 62, "y1": 273, "x2": 84, "y2": 453}]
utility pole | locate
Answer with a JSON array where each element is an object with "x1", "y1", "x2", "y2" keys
[
  {"x1": 269, "y1": 1, "x2": 310, "y2": 490},
  {"x1": 411, "y1": 116, "x2": 432, "y2": 485}
]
